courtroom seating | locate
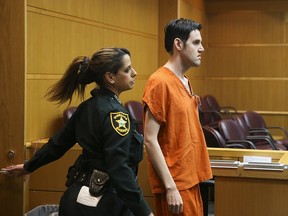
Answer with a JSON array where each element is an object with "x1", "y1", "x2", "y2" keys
[
  {"x1": 204, "y1": 94, "x2": 237, "y2": 118},
  {"x1": 63, "y1": 106, "x2": 77, "y2": 124},
  {"x1": 203, "y1": 125, "x2": 246, "y2": 149},
  {"x1": 198, "y1": 96, "x2": 223, "y2": 129},
  {"x1": 234, "y1": 114, "x2": 287, "y2": 150},
  {"x1": 124, "y1": 100, "x2": 143, "y2": 134},
  {"x1": 218, "y1": 119, "x2": 277, "y2": 150},
  {"x1": 243, "y1": 111, "x2": 288, "y2": 149}
]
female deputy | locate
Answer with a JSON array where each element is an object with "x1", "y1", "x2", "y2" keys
[{"x1": 1, "y1": 48, "x2": 153, "y2": 216}]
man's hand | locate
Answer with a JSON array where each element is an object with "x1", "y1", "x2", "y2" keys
[{"x1": 166, "y1": 187, "x2": 183, "y2": 214}]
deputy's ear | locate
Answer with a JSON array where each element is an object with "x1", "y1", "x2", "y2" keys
[
  {"x1": 174, "y1": 38, "x2": 183, "y2": 51},
  {"x1": 104, "y1": 72, "x2": 115, "y2": 84}
]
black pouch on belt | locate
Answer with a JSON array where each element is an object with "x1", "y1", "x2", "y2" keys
[{"x1": 89, "y1": 169, "x2": 109, "y2": 197}]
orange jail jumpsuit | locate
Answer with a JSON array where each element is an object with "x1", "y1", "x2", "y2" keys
[{"x1": 142, "y1": 67, "x2": 212, "y2": 216}]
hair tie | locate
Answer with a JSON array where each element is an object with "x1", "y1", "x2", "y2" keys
[{"x1": 77, "y1": 56, "x2": 90, "y2": 75}]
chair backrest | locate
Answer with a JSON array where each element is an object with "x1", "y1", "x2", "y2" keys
[
  {"x1": 202, "y1": 126, "x2": 226, "y2": 148},
  {"x1": 243, "y1": 111, "x2": 267, "y2": 129},
  {"x1": 204, "y1": 95, "x2": 220, "y2": 111},
  {"x1": 199, "y1": 96, "x2": 213, "y2": 125},
  {"x1": 218, "y1": 119, "x2": 247, "y2": 141},
  {"x1": 204, "y1": 95, "x2": 237, "y2": 118},
  {"x1": 198, "y1": 96, "x2": 222, "y2": 126},
  {"x1": 124, "y1": 100, "x2": 143, "y2": 134},
  {"x1": 63, "y1": 106, "x2": 77, "y2": 124},
  {"x1": 233, "y1": 114, "x2": 250, "y2": 135}
]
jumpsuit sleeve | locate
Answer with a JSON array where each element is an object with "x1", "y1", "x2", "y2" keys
[
  {"x1": 102, "y1": 111, "x2": 151, "y2": 216},
  {"x1": 24, "y1": 112, "x2": 77, "y2": 173}
]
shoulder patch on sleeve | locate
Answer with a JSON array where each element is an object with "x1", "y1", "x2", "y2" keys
[{"x1": 110, "y1": 112, "x2": 130, "y2": 136}]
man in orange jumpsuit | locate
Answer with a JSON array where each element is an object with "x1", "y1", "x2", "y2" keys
[{"x1": 142, "y1": 18, "x2": 212, "y2": 216}]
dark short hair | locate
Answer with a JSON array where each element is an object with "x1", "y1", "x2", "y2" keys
[{"x1": 164, "y1": 18, "x2": 202, "y2": 53}]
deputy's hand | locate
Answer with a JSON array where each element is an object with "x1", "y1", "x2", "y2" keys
[
  {"x1": 166, "y1": 187, "x2": 183, "y2": 214},
  {"x1": 1, "y1": 164, "x2": 30, "y2": 177}
]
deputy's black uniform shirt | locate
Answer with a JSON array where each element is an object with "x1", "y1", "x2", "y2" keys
[{"x1": 24, "y1": 88, "x2": 151, "y2": 216}]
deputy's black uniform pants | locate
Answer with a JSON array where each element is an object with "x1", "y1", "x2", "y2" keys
[{"x1": 59, "y1": 183, "x2": 133, "y2": 216}]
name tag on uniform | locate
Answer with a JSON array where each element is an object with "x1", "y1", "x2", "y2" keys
[{"x1": 76, "y1": 186, "x2": 102, "y2": 207}]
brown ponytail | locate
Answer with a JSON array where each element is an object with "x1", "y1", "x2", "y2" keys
[{"x1": 45, "y1": 56, "x2": 89, "y2": 105}]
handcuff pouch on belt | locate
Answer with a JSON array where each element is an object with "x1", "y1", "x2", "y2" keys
[{"x1": 89, "y1": 169, "x2": 110, "y2": 197}]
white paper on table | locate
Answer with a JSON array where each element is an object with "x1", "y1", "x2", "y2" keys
[{"x1": 243, "y1": 156, "x2": 272, "y2": 163}]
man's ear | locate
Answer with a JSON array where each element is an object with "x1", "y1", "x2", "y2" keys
[
  {"x1": 174, "y1": 38, "x2": 183, "y2": 51},
  {"x1": 104, "y1": 72, "x2": 115, "y2": 84}
]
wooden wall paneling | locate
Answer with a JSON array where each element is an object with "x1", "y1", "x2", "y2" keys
[
  {"x1": 27, "y1": 11, "x2": 105, "y2": 75},
  {"x1": 26, "y1": 79, "x2": 65, "y2": 140},
  {"x1": 181, "y1": 0, "x2": 205, "y2": 11},
  {"x1": 205, "y1": 79, "x2": 243, "y2": 109},
  {"x1": 208, "y1": 11, "x2": 285, "y2": 44},
  {"x1": 179, "y1": 0, "x2": 206, "y2": 23},
  {"x1": 258, "y1": 47, "x2": 288, "y2": 77},
  {"x1": 207, "y1": 47, "x2": 239, "y2": 77},
  {"x1": 206, "y1": 79, "x2": 288, "y2": 111},
  {"x1": 28, "y1": 191, "x2": 63, "y2": 212},
  {"x1": 27, "y1": 0, "x2": 104, "y2": 21},
  {"x1": 187, "y1": 78, "x2": 207, "y2": 97},
  {"x1": 28, "y1": 0, "x2": 158, "y2": 35},
  {"x1": 205, "y1": 0, "x2": 288, "y2": 13},
  {"x1": 208, "y1": 46, "x2": 288, "y2": 77},
  {"x1": 103, "y1": 0, "x2": 158, "y2": 35}
]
